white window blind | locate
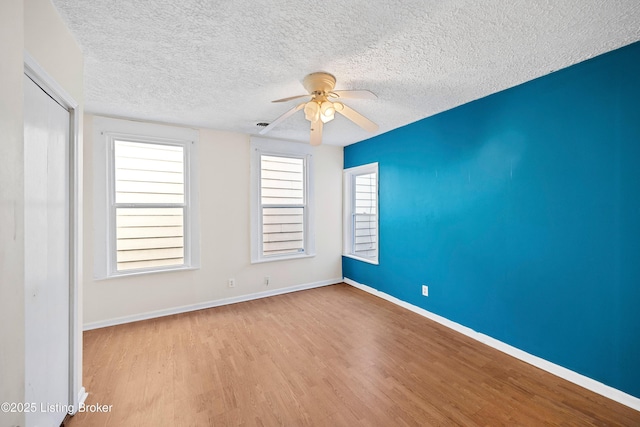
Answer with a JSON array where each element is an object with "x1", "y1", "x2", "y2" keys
[
  {"x1": 261, "y1": 155, "x2": 305, "y2": 256},
  {"x1": 114, "y1": 140, "x2": 185, "y2": 271}
]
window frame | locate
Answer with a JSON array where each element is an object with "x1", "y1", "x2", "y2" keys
[
  {"x1": 343, "y1": 162, "x2": 379, "y2": 265},
  {"x1": 93, "y1": 116, "x2": 200, "y2": 279},
  {"x1": 250, "y1": 137, "x2": 315, "y2": 263}
]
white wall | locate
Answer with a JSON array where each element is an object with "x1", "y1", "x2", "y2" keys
[
  {"x1": 24, "y1": 0, "x2": 84, "y2": 102},
  {"x1": 83, "y1": 116, "x2": 343, "y2": 325},
  {"x1": 1, "y1": 1, "x2": 84, "y2": 425},
  {"x1": 0, "y1": 3, "x2": 26, "y2": 426}
]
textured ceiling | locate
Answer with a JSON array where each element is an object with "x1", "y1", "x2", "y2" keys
[{"x1": 51, "y1": 0, "x2": 640, "y2": 146}]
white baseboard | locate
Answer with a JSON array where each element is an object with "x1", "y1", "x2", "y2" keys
[
  {"x1": 343, "y1": 277, "x2": 640, "y2": 412},
  {"x1": 83, "y1": 278, "x2": 341, "y2": 331}
]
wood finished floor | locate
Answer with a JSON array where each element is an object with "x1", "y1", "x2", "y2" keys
[{"x1": 67, "y1": 283, "x2": 640, "y2": 426}]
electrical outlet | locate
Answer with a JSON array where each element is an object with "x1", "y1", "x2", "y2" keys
[
  {"x1": 264, "y1": 276, "x2": 270, "y2": 286},
  {"x1": 228, "y1": 278, "x2": 235, "y2": 288},
  {"x1": 422, "y1": 285, "x2": 429, "y2": 297}
]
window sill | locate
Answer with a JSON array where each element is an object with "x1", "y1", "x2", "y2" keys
[
  {"x1": 95, "y1": 265, "x2": 199, "y2": 281},
  {"x1": 251, "y1": 253, "x2": 315, "y2": 264},
  {"x1": 342, "y1": 253, "x2": 379, "y2": 265}
]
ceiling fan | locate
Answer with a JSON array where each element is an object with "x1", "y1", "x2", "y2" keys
[{"x1": 259, "y1": 72, "x2": 379, "y2": 146}]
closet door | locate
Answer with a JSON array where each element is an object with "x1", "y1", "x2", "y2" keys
[{"x1": 23, "y1": 74, "x2": 71, "y2": 427}]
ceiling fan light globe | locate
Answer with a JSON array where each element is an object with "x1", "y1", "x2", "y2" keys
[
  {"x1": 320, "y1": 101, "x2": 335, "y2": 117},
  {"x1": 320, "y1": 114, "x2": 334, "y2": 123},
  {"x1": 304, "y1": 101, "x2": 319, "y2": 122}
]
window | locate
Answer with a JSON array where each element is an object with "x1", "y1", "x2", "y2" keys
[
  {"x1": 113, "y1": 140, "x2": 185, "y2": 271},
  {"x1": 93, "y1": 117, "x2": 199, "y2": 278},
  {"x1": 343, "y1": 163, "x2": 378, "y2": 264},
  {"x1": 251, "y1": 137, "x2": 315, "y2": 263},
  {"x1": 261, "y1": 155, "x2": 305, "y2": 256}
]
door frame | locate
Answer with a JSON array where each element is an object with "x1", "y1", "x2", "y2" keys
[{"x1": 23, "y1": 51, "x2": 86, "y2": 411}]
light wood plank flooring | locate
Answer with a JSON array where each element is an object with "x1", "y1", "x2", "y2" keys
[{"x1": 67, "y1": 283, "x2": 640, "y2": 426}]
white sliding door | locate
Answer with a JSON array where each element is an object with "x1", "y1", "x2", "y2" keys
[{"x1": 23, "y1": 74, "x2": 71, "y2": 427}]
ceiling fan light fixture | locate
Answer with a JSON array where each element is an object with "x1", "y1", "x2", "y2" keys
[{"x1": 264, "y1": 73, "x2": 377, "y2": 145}]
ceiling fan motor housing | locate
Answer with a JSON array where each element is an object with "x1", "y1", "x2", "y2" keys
[{"x1": 303, "y1": 72, "x2": 336, "y2": 95}]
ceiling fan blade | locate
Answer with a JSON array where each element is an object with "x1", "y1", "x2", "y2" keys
[
  {"x1": 330, "y1": 90, "x2": 377, "y2": 100},
  {"x1": 310, "y1": 119, "x2": 323, "y2": 146},
  {"x1": 272, "y1": 94, "x2": 310, "y2": 103},
  {"x1": 259, "y1": 103, "x2": 306, "y2": 135},
  {"x1": 334, "y1": 103, "x2": 379, "y2": 132}
]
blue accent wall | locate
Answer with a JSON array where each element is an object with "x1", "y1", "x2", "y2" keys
[{"x1": 343, "y1": 41, "x2": 640, "y2": 398}]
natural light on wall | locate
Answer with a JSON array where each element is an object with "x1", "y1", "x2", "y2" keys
[{"x1": 114, "y1": 140, "x2": 185, "y2": 271}]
